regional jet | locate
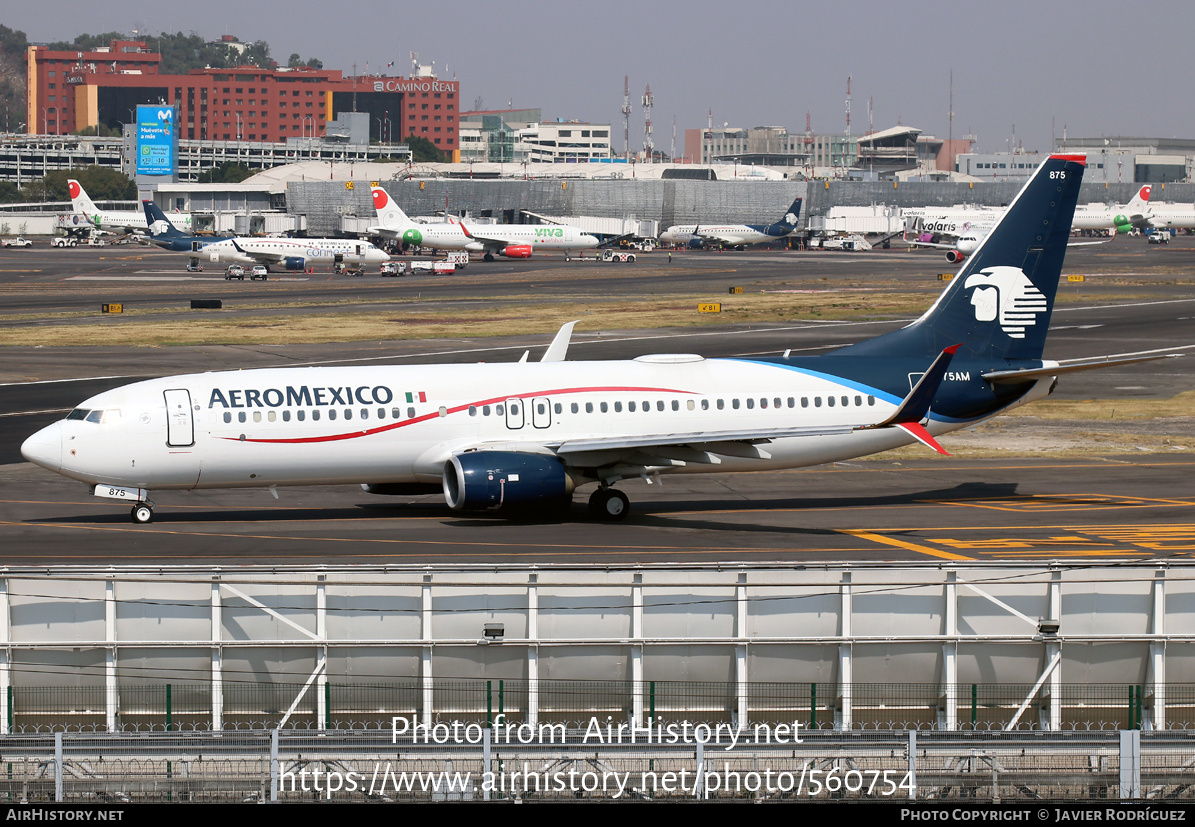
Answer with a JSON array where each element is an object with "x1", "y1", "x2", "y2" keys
[
  {"x1": 23, "y1": 155, "x2": 1175, "y2": 524},
  {"x1": 144, "y1": 200, "x2": 388, "y2": 271},
  {"x1": 369, "y1": 186, "x2": 598, "y2": 261},
  {"x1": 658, "y1": 198, "x2": 803, "y2": 249}
]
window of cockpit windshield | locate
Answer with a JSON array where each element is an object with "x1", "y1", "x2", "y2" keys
[{"x1": 81, "y1": 409, "x2": 121, "y2": 424}]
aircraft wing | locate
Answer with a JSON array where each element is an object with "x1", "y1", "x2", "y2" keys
[
  {"x1": 230, "y1": 240, "x2": 284, "y2": 264},
  {"x1": 905, "y1": 239, "x2": 958, "y2": 250},
  {"x1": 518, "y1": 346, "x2": 961, "y2": 469},
  {"x1": 456, "y1": 223, "x2": 511, "y2": 250}
]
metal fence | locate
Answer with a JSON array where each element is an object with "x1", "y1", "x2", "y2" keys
[
  {"x1": 0, "y1": 729, "x2": 1187, "y2": 802},
  {"x1": 3, "y1": 681, "x2": 1185, "y2": 734}
]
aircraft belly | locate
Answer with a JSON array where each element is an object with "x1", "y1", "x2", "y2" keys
[{"x1": 192, "y1": 429, "x2": 422, "y2": 488}]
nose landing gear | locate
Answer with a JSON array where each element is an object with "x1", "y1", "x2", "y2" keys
[{"x1": 131, "y1": 502, "x2": 154, "y2": 524}]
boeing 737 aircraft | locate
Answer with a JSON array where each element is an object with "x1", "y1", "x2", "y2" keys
[
  {"x1": 144, "y1": 200, "x2": 388, "y2": 270},
  {"x1": 23, "y1": 155, "x2": 1172, "y2": 525},
  {"x1": 658, "y1": 198, "x2": 803, "y2": 249},
  {"x1": 68, "y1": 180, "x2": 191, "y2": 235},
  {"x1": 370, "y1": 187, "x2": 598, "y2": 261}
]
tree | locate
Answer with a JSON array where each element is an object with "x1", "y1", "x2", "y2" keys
[
  {"x1": 405, "y1": 135, "x2": 443, "y2": 163},
  {"x1": 197, "y1": 162, "x2": 253, "y2": 184},
  {"x1": 34, "y1": 166, "x2": 135, "y2": 201}
]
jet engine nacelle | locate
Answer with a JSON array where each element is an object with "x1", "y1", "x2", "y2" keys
[
  {"x1": 945, "y1": 250, "x2": 967, "y2": 264},
  {"x1": 284, "y1": 257, "x2": 306, "y2": 271},
  {"x1": 687, "y1": 238, "x2": 705, "y2": 249},
  {"x1": 443, "y1": 451, "x2": 573, "y2": 512},
  {"x1": 501, "y1": 245, "x2": 533, "y2": 259}
]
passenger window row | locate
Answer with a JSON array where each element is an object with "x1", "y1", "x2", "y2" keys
[{"x1": 219, "y1": 394, "x2": 878, "y2": 426}]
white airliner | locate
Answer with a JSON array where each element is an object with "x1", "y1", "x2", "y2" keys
[
  {"x1": 67, "y1": 179, "x2": 191, "y2": 235},
  {"x1": 659, "y1": 198, "x2": 803, "y2": 249},
  {"x1": 1071, "y1": 185, "x2": 1151, "y2": 233},
  {"x1": 1141, "y1": 202, "x2": 1195, "y2": 232},
  {"x1": 23, "y1": 155, "x2": 1172, "y2": 524},
  {"x1": 370, "y1": 187, "x2": 598, "y2": 261},
  {"x1": 143, "y1": 201, "x2": 389, "y2": 270}
]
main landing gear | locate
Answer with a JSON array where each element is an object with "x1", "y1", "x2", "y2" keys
[
  {"x1": 131, "y1": 502, "x2": 154, "y2": 524},
  {"x1": 483, "y1": 252, "x2": 495, "y2": 262},
  {"x1": 588, "y1": 487, "x2": 629, "y2": 521}
]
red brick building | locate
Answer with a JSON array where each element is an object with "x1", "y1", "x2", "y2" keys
[{"x1": 26, "y1": 40, "x2": 460, "y2": 155}]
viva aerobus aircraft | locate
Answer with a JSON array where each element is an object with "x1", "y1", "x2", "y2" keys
[
  {"x1": 67, "y1": 179, "x2": 191, "y2": 236},
  {"x1": 370, "y1": 186, "x2": 598, "y2": 261},
  {"x1": 658, "y1": 198, "x2": 803, "y2": 249},
  {"x1": 23, "y1": 155, "x2": 1169, "y2": 524},
  {"x1": 144, "y1": 200, "x2": 389, "y2": 271}
]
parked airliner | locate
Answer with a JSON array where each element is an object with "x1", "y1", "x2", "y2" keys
[
  {"x1": 1071, "y1": 185, "x2": 1151, "y2": 233},
  {"x1": 23, "y1": 155, "x2": 1169, "y2": 524},
  {"x1": 369, "y1": 186, "x2": 597, "y2": 261},
  {"x1": 144, "y1": 201, "x2": 388, "y2": 270},
  {"x1": 68, "y1": 179, "x2": 191, "y2": 235},
  {"x1": 659, "y1": 198, "x2": 803, "y2": 249}
]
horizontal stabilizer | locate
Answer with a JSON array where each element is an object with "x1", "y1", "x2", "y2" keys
[
  {"x1": 875, "y1": 345, "x2": 960, "y2": 427},
  {"x1": 896, "y1": 422, "x2": 950, "y2": 456},
  {"x1": 982, "y1": 353, "x2": 1182, "y2": 384}
]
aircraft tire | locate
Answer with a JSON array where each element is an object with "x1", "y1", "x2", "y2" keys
[
  {"x1": 589, "y1": 488, "x2": 629, "y2": 521},
  {"x1": 131, "y1": 503, "x2": 154, "y2": 524}
]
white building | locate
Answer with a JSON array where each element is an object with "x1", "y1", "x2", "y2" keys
[{"x1": 518, "y1": 122, "x2": 611, "y2": 163}]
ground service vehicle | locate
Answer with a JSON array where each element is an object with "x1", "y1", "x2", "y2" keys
[
  {"x1": 225, "y1": 265, "x2": 245, "y2": 280},
  {"x1": 602, "y1": 249, "x2": 637, "y2": 262},
  {"x1": 250, "y1": 265, "x2": 269, "y2": 281},
  {"x1": 51, "y1": 237, "x2": 77, "y2": 248}
]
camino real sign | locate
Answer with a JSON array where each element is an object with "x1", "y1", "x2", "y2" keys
[{"x1": 136, "y1": 104, "x2": 176, "y2": 176}]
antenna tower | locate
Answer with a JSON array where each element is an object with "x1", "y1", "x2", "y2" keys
[
  {"x1": 642, "y1": 84, "x2": 654, "y2": 161},
  {"x1": 621, "y1": 76, "x2": 632, "y2": 161}
]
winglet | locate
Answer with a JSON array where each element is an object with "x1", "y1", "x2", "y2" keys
[{"x1": 541, "y1": 320, "x2": 579, "y2": 362}]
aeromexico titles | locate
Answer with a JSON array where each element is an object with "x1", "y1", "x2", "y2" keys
[
  {"x1": 24, "y1": 155, "x2": 1175, "y2": 524},
  {"x1": 142, "y1": 200, "x2": 388, "y2": 270}
]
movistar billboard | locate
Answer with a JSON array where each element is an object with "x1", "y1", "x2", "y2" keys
[{"x1": 136, "y1": 104, "x2": 176, "y2": 176}]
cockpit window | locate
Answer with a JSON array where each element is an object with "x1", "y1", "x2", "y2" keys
[{"x1": 70, "y1": 409, "x2": 121, "y2": 424}]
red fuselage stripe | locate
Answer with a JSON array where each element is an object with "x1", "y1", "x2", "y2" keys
[{"x1": 221, "y1": 385, "x2": 695, "y2": 444}]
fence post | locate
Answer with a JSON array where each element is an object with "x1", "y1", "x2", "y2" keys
[
  {"x1": 270, "y1": 727, "x2": 280, "y2": 802},
  {"x1": 482, "y1": 725, "x2": 491, "y2": 802},
  {"x1": 54, "y1": 732, "x2": 63, "y2": 802},
  {"x1": 1119, "y1": 730, "x2": 1141, "y2": 799},
  {"x1": 907, "y1": 728, "x2": 917, "y2": 800}
]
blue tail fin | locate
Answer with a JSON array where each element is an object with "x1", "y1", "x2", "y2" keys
[
  {"x1": 837, "y1": 154, "x2": 1086, "y2": 362},
  {"x1": 142, "y1": 201, "x2": 188, "y2": 240},
  {"x1": 774, "y1": 198, "x2": 802, "y2": 232}
]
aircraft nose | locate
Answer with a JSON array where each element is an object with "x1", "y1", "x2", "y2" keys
[{"x1": 21, "y1": 422, "x2": 62, "y2": 472}]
